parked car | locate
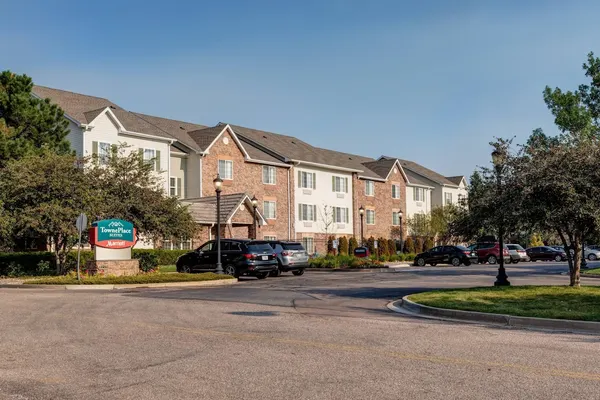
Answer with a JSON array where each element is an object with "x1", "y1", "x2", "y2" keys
[
  {"x1": 506, "y1": 244, "x2": 529, "y2": 263},
  {"x1": 467, "y1": 242, "x2": 511, "y2": 265},
  {"x1": 176, "y1": 239, "x2": 277, "y2": 279},
  {"x1": 526, "y1": 246, "x2": 567, "y2": 262},
  {"x1": 550, "y1": 245, "x2": 600, "y2": 261},
  {"x1": 266, "y1": 241, "x2": 309, "y2": 276},
  {"x1": 414, "y1": 245, "x2": 477, "y2": 267}
]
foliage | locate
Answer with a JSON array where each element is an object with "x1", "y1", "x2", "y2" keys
[
  {"x1": 529, "y1": 233, "x2": 545, "y2": 248},
  {"x1": 338, "y1": 236, "x2": 349, "y2": 255},
  {"x1": 377, "y1": 237, "x2": 388, "y2": 256},
  {"x1": 386, "y1": 239, "x2": 396, "y2": 256},
  {"x1": 424, "y1": 237, "x2": 434, "y2": 251},
  {"x1": 319, "y1": 205, "x2": 336, "y2": 235},
  {"x1": 24, "y1": 272, "x2": 234, "y2": 285},
  {"x1": 133, "y1": 252, "x2": 159, "y2": 273},
  {"x1": 409, "y1": 286, "x2": 600, "y2": 321},
  {"x1": 414, "y1": 237, "x2": 424, "y2": 254},
  {"x1": 0, "y1": 71, "x2": 71, "y2": 167},
  {"x1": 406, "y1": 214, "x2": 432, "y2": 238},
  {"x1": 327, "y1": 235, "x2": 335, "y2": 254},
  {"x1": 404, "y1": 237, "x2": 415, "y2": 254},
  {"x1": 366, "y1": 236, "x2": 375, "y2": 255},
  {"x1": 348, "y1": 236, "x2": 358, "y2": 255}
]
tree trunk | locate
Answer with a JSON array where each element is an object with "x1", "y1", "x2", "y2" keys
[
  {"x1": 571, "y1": 233, "x2": 582, "y2": 288},
  {"x1": 557, "y1": 229, "x2": 574, "y2": 277}
]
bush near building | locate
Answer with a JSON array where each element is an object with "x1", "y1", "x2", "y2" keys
[
  {"x1": 414, "y1": 237, "x2": 424, "y2": 254},
  {"x1": 348, "y1": 237, "x2": 358, "y2": 254},
  {"x1": 366, "y1": 236, "x2": 376, "y2": 255},
  {"x1": 424, "y1": 237, "x2": 434, "y2": 252},
  {"x1": 387, "y1": 239, "x2": 396, "y2": 256},
  {"x1": 338, "y1": 236, "x2": 349, "y2": 255},
  {"x1": 404, "y1": 237, "x2": 415, "y2": 254}
]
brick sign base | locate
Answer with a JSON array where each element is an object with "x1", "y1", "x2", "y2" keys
[{"x1": 85, "y1": 260, "x2": 140, "y2": 277}]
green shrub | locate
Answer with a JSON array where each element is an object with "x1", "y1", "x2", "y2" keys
[
  {"x1": 377, "y1": 237, "x2": 388, "y2": 257},
  {"x1": 404, "y1": 237, "x2": 415, "y2": 254},
  {"x1": 424, "y1": 237, "x2": 434, "y2": 252},
  {"x1": 132, "y1": 249, "x2": 189, "y2": 266},
  {"x1": 389, "y1": 254, "x2": 400, "y2": 262},
  {"x1": 367, "y1": 236, "x2": 375, "y2": 255},
  {"x1": 133, "y1": 252, "x2": 159, "y2": 272},
  {"x1": 415, "y1": 237, "x2": 424, "y2": 254},
  {"x1": 348, "y1": 237, "x2": 358, "y2": 254},
  {"x1": 327, "y1": 235, "x2": 335, "y2": 254},
  {"x1": 338, "y1": 236, "x2": 349, "y2": 255}
]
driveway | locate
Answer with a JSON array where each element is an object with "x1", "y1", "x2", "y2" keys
[{"x1": 0, "y1": 262, "x2": 598, "y2": 399}]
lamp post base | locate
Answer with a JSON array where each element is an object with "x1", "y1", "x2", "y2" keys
[
  {"x1": 494, "y1": 279, "x2": 511, "y2": 287},
  {"x1": 215, "y1": 263, "x2": 224, "y2": 275}
]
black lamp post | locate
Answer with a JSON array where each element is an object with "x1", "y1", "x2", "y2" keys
[
  {"x1": 214, "y1": 174, "x2": 223, "y2": 274},
  {"x1": 251, "y1": 195, "x2": 258, "y2": 240},
  {"x1": 491, "y1": 149, "x2": 510, "y2": 286},
  {"x1": 399, "y1": 211, "x2": 404, "y2": 253},
  {"x1": 359, "y1": 206, "x2": 365, "y2": 246}
]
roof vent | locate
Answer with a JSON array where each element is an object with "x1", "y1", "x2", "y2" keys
[
  {"x1": 263, "y1": 135, "x2": 267, "y2": 139},
  {"x1": 109, "y1": 105, "x2": 116, "y2": 109},
  {"x1": 179, "y1": 126, "x2": 185, "y2": 130},
  {"x1": 349, "y1": 157, "x2": 352, "y2": 160},
  {"x1": 291, "y1": 141, "x2": 296, "y2": 144}
]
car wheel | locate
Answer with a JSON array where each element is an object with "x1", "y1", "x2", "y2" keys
[
  {"x1": 451, "y1": 257, "x2": 461, "y2": 267},
  {"x1": 180, "y1": 264, "x2": 191, "y2": 273},
  {"x1": 512, "y1": 259, "x2": 519, "y2": 264},
  {"x1": 292, "y1": 269, "x2": 305, "y2": 276},
  {"x1": 487, "y1": 255, "x2": 497, "y2": 265},
  {"x1": 269, "y1": 269, "x2": 282, "y2": 277},
  {"x1": 430, "y1": 263, "x2": 437, "y2": 266},
  {"x1": 256, "y1": 272, "x2": 268, "y2": 280},
  {"x1": 554, "y1": 255, "x2": 562, "y2": 262},
  {"x1": 464, "y1": 260, "x2": 472, "y2": 266},
  {"x1": 588, "y1": 254, "x2": 597, "y2": 261},
  {"x1": 416, "y1": 257, "x2": 426, "y2": 267},
  {"x1": 224, "y1": 265, "x2": 237, "y2": 277}
]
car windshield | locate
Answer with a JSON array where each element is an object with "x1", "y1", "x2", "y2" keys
[
  {"x1": 282, "y1": 243, "x2": 305, "y2": 251},
  {"x1": 456, "y1": 245, "x2": 469, "y2": 251},
  {"x1": 247, "y1": 243, "x2": 273, "y2": 253},
  {"x1": 507, "y1": 244, "x2": 524, "y2": 250}
]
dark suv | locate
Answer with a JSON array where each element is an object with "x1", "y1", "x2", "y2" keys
[
  {"x1": 176, "y1": 239, "x2": 277, "y2": 279},
  {"x1": 266, "y1": 241, "x2": 309, "y2": 276},
  {"x1": 414, "y1": 245, "x2": 477, "y2": 267}
]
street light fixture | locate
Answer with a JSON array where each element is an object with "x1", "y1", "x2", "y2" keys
[
  {"x1": 491, "y1": 149, "x2": 510, "y2": 286},
  {"x1": 213, "y1": 174, "x2": 224, "y2": 275},
  {"x1": 359, "y1": 206, "x2": 365, "y2": 246},
  {"x1": 251, "y1": 195, "x2": 258, "y2": 240}
]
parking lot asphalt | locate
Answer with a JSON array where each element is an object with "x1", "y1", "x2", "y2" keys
[{"x1": 1, "y1": 261, "x2": 599, "y2": 400}]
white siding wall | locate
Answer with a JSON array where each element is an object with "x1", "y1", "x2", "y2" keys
[
  {"x1": 185, "y1": 152, "x2": 202, "y2": 199},
  {"x1": 169, "y1": 155, "x2": 187, "y2": 198},
  {"x1": 83, "y1": 112, "x2": 171, "y2": 193},
  {"x1": 294, "y1": 166, "x2": 354, "y2": 236},
  {"x1": 441, "y1": 185, "x2": 467, "y2": 207},
  {"x1": 405, "y1": 185, "x2": 432, "y2": 218},
  {"x1": 66, "y1": 120, "x2": 84, "y2": 157}
]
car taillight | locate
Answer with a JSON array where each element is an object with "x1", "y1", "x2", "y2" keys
[
  {"x1": 463, "y1": 251, "x2": 470, "y2": 255},
  {"x1": 282, "y1": 251, "x2": 291, "y2": 256},
  {"x1": 273, "y1": 253, "x2": 276, "y2": 258},
  {"x1": 243, "y1": 254, "x2": 256, "y2": 260}
]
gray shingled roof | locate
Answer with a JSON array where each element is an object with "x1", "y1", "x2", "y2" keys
[
  {"x1": 132, "y1": 112, "x2": 206, "y2": 151},
  {"x1": 404, "y1": 169, "x2": 434, "y2": 187},
  {"x1": 188, "y1": 126, "x2": 226, "y2": 151},
  {"x1": 238, "y1": 136, "x2": 287, "y2": 165},
  {"x1": 109, "y1": 108, "x2": 174, "y2": 140},
  {"x1": 185, "y1": 193, "x2": 263, "y2": 224},
  {"x1": 446, "y1": 176, "x2": 465, "y2": 186},
  {"x1": 32, "y1": 86, "x2": 117, "y2": 123},
  {"x1": 380, "y1": 156, "x2": 459, "y2": 187},
  {"x1": 362, "y1": 158, "x2": 398, "y2": 180}
]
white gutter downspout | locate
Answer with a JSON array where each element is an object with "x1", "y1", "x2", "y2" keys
[
  {"x1": 288, "y1": 167, "x2": 291, "y2": 240},
  {"x1": 209, "y1": 223, "x2": 214, "y2": 240},
  {"x1": 199, "y1": 157, "x2": 203, "y2": 197}
]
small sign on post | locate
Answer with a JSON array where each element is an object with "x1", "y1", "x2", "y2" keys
[
  {"x1": 332, "y1": 240, "x2": 338, "y2": 249},
  {"x1": 75, "y1": 213, "x2": 87, "y2": 282},
  {"x1": 374, "y1": 240, "x2": 378, "y2": 249}
]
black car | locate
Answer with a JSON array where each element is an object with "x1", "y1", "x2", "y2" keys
[
  {"x1": 526, "y1": 246, "x2": 567, "y2": 262},
  {"x1": 266, "y1": 241, "x2": 309, "y2": 276},
  {"x1": 414, "y1": 245, "x2": 477, "y2": 267},
  {"x1": 176, "y1": 239, "x2": 278, "y2": 279}
]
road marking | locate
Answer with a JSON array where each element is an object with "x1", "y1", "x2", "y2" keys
[{"x1": 133, "y1": 321, "x2": 600, "y2": 382}]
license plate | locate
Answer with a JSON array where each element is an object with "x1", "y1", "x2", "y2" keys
[{"x1": 261, "y1": 256, "x2": 268, "y2": 260}]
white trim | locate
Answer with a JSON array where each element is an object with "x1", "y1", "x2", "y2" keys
[
  {"x1": 391, "y1": 184, "x2": 401, "y2": 199},
  {"x1": 202, "y1": 125, "x2": 251, "y2": 159},
  {"x1": 170, "y1": 150, "x2": 188, "y2": 157},
  {"x1": 263, "y1": 200, "x2": 277, "y2": 219},
  {"x1": 358, "y1": 175, "x2": 386, "y2": 182},
  {"x1": 365, "y1": 180, "x2": 375, "y2": 197},
  {"x1": 97, "y1": 141, "x2": 111, "y2": 165},
  {"x1": 218, "y1": 159, "x2": 233, "y2": 180},
  {"x1": 383, "y1": 159, "x2": 410, "y2": 183},
  {"x1": 262, "y1": 165, "x2": 277, "y2": 185},
  {"x1": 407, "y1": 183, "x2": 435, "y2": 189},
  {"x1": 245, "y1": 158, "x2": 291, "y2": 168},
  {"x1": 292, "y1": 160, "x2": 362, "y2": 173}
]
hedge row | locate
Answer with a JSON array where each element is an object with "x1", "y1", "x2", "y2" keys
[{"x1": 0, "y1": 249, "x2": 190, "y2": 277}]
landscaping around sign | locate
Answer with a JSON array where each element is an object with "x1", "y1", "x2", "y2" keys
[
  {"x1": 308, "y1": 253, "x2": 416, "y2": 269},
  {"x1": 23, "y1": 272, "x2": 234, "y2": 285},
  {"x1": 408, "y1": 286, "x2": 600, "y2": 321}
]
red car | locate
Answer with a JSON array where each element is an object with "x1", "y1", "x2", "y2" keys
[{"x1": 467, "y1": 242, "x2": 511, "y2": 264}]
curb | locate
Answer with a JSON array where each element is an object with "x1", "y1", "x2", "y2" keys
[
  {"x1": 0, "y1": 278, "x2": 238, "y2": 291},
  {"x1": 307, "y1": 263, "x2": 413, "y2": 272},
  {"x1": 387, "y1": 296, "x2": 600, "y2": 334},
  {"x1": 582, "y1": 274, "x2": 600, "y2": 279}
]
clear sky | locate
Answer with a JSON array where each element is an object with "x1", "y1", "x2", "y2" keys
[{"x1": 2, "y1": 0, "x2": 599, "y2": 177}]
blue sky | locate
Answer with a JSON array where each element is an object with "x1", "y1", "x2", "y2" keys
[{"x1": 2, "y1": 0, "x2": 599, "y2": 177}]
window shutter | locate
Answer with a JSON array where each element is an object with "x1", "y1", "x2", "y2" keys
[
  {"x1": 313, "y1": 205, "x2": 317, "y2": 221},
  {"x1": 298, "y1": 204, "x2": 303, "y2": 220},
  {"x1": 263, "y1": 166, "x2": 267, "y2": 183},
  {"x1": 312, "y1": 173, "x2": 316, "y2": 189},
  {"x1": 332, "y1": 207, "x2": 336, "y2": 222},
  {"x1": 138, "y1": 148, "x2": 144, "y2": 166},
  {"x1": 345, "y1": 208, "x2": 349, "y2": 223},
  {"x1": 332, "y1": 176, "x2": 335, "y2": 191},
  {"x1": 92, "y1": 141, "x2": 98, "y2": 156},
  {"x1": 177, "y1": 178, "x2": 182, "y2": 198},
  {"x1": 298, "y1": 171, "x2": 301, "y2": 188},
  {"x1": 344, "y1": 178, "x2": 348, "y2": 193},
  {"x1": 155, "y1": 150, "x2": 161, "y2": 171}
]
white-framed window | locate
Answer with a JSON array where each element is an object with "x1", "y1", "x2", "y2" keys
[
  {"x1": 180, "y1": 238, "x2": 192, "y2": 250},
  {"x1": 264, "y1": 235, "x2": 277, "y2": 241},
  {"x1": 263, "y1": 166, "x2": 276, "y2": 184},
  {"x1": 366, "y1": 209, "x2": 375, "y2": 225},
  {"x1": 218, "y1": 159, "x2": 233, "y2": 180},
  {"x1": 264, "y1": 200, "x2": 277, "y2": 219},
  {"x1": 414, "y1": 187, "x2": 425, "y2": 201},
  {"x1": 298, "y1": 171, "x2": 316, "y2": 189},
  {"x1": 170, "y1": 177, "x2": 177, "y2": 197},
  {"x1": 143, "y1": 148, "x2": 156, "y2": 168},
  {"x1": 365, "y1": 180, "x2": 375, "y2": 196},
  {"x1": 392, "y1": 184, "x2": 401, "y2": 199},
  {"x1": 332, "y1": 176, "x2": 348, "y2": 193},
  {"x1": 161, "y1": 238, "x2": 191, "y2": 250},
  {"x1": 298, "y1": 203, "x2": 317, "y2": 221},
  {"x1": 98, "y1": 142, "x2": 111, "y2": 165},
  {"x1": 333, "y1": 207, "x2": 349, "y2": 223},
  {"x1": 445, "y1": 192, "x2": 453, "y2": 205},
  {"x1": 302, "y1": 237, "x2": 315, "y2": 254},
  {"x1": 161, "y1": 239, "x2": 172, "y2": 250},
  {"x1": 458, "y1": 193, "x2": 466, "y2": 206},
  {"x1": 392, "y1": 211, "x2": 401, "y2": 226}
]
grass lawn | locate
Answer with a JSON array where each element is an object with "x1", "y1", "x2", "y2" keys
[
  {"x1": 408, "y1": 286, "x2": 600, "y2": 321},
  {"x1": 584, "y1": 267, "x2": 600, "y2": 275},
  {"x1": 158, "y1": 265, "x2": 177, "y2": 273},
  {"x1": 24, "y1": 272, "x2": 234, "y2": 285}
]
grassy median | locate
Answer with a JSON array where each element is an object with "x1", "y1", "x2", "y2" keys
[
  {"x1": 408, "y1": 286, "x2": 600, "y2": 321},
  {"x1": 584, "y1": 268, "x2": 600, "y2": 275},
  {"x1": 24, "y1": 272, "x2": 234, "y2": 285}
]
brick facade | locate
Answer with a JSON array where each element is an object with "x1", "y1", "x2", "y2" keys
[
  {"x1": 201, "y1": 129, "x2": 293, "y2": 241},
  {"x1": 352, "y1": 168, "x2": 407, "y2": 242}
]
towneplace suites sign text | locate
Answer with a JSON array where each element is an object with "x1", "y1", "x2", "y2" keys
[{"x1": 89, "y1": 219, "x2": 137, "y2": 249}]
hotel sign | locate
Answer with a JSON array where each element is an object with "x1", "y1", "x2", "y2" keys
[{"x1": 89, "y1": 219, "x2": 136, "y2": 249}]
